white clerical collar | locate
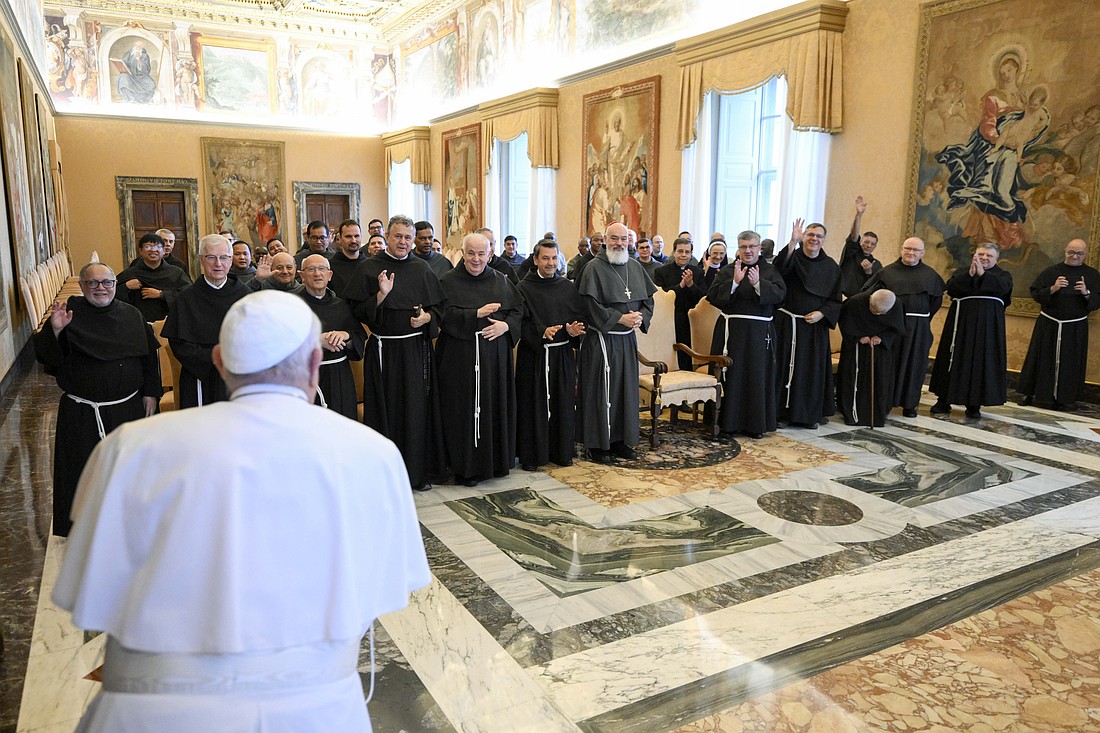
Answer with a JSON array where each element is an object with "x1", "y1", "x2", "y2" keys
[
  {"x1": 537, "y1": 271, "x2": 554, "y2": 279},
  {"x1": 204, "y1": 276, "x2": 228, "y2": 289},
  {"x1": 383, "y1": 250, "x2": 409, "y2": 261},
  {"x1": 230, "y1": 383, "x2": 309, "y2": 401}
]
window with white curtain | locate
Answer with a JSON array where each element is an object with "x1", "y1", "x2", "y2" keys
[
  {"x1": 387, "y1": 159, "x2": 430, "y2": 222},
  {"x1": 680, "y1": 76, "x2": 830, "y2": 252},
  {"x1": 495, "y1": 133, "x2": 531, "y2": 252}
]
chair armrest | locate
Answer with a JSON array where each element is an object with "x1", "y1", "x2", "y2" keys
[
  {"x1": 637, "y1": 350, "x2": 668, "y2": 374},
  {"x1": 674, "y1": 343, "x2": 732, "y2": 369}
]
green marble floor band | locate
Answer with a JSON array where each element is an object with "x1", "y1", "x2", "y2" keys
[
  {"x1": 424, "y1": 478, "x2": 1100, "y2": 670},
  {"x1": 446, "y1": 488, "x2": 780, "y2": 596},
  {"x1": 830, "y1": 428, "x2": 1037, "y2": 506},
  {"x1": 573, "y1": 540, "x2": 1100, "y2": 733}
]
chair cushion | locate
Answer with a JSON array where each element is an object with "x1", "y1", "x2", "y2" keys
[{"x1": 639, "y1": 370, "x2": 720, "y2": 407}]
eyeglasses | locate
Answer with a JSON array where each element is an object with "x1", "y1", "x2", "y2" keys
[
  {"x1": 202, "y1": 255, "x2": 233, "y2": 263},
  {"x1": 307, "y1": 234, "x2": 328, "y2": 242},
  {"x1": 1067, "y1": 251, "x2": 1086, "y2": 257},
  {"x1": 82, "y1": 279, "x2": 116, "y2": 288},
  {"x1": 142, "y1": 243, "x2": 164, "y2": 249},
  {"x1": 737, "y1": 244, "x2": 760, "y2": 250},
  {"x1": 302, "y1": 266, "x2": 330, "y2": 273}
]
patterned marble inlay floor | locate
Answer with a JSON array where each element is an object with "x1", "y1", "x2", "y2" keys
[
  {"x1": 672, "y1": 566, "x2": 1100, "y2": 732},
  {"x1": 12, "y1": 379, "x2": 1100, "y2": 733}
]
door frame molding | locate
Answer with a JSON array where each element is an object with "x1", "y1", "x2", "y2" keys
[
  {"x1": 115, "y1": 176, "x2": 200, "y2": 278},
  {"x1": 292, "y1": 181, "x2": 362, "y2": 241}
]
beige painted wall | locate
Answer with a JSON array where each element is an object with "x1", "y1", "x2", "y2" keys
[{"x1": 54, "y1": 117, "x2": 388, "y2": 274}]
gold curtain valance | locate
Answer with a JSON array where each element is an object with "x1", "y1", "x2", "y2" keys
[
  {"x1": 381, "y1": 126, "x2": 431, "y2": 186},
  {"x1": 478, "y1": 88, "x2": 559, "y2": 172},
  {"x1": 675, "y1": 0, "x2": 847, "y2": 149}
]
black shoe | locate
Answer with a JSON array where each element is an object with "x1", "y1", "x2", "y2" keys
[
  {"x1": 1019, "y1": 395, "x2": 1033, "y2": 406},
  {"x1": 587, "y1": 449, "x2": 614, "y2": 465},
  {"x1": 610, "y1": 442, "x2": 637, "y2": 460},
  {"x1": 791, "y1": 421, "x2": 818, "y2": 429},
  {"x1": 454, "y1": 475, "x2": 479, "y2": 487},
  {"x1": 1053, "y1": 401, "x2": 1077, "y2": 412},
  {"x1": 749, "y1": 432, "x2": 764, "y2": 440},
  {"x1": 552, "y1": 459, "x2": 574, "y2": 467},
  {"x1": 965, "y1": 406, "x2": 981, "y2": 419},
  {"x1": 902, "y1": 408, "x2": 918, "y2": 418},
  {"x1": 411, "y1": 483, "x2": 433, "y2": 492},
  {"x1": 521, "y1": 464, "x2": 538, "y2": 472},
  {"x1": 930, "y1": 400, "x2": 951, "y2": 415}
]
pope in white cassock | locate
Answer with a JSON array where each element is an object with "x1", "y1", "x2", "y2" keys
[{"x1": 53, "y1": 290, "x2": 430, "y2": 732}]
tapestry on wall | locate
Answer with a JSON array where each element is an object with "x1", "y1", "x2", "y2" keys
[
  {"x1": 441, "y1": 123, "x2": 482, "y2": 254},
  {"x1": 200, "y1": 138, "x2": 285, "y2": 250},
  {"x1": 581, "y1": 76, "x2": 659, "y2": 239},
  {"x1": 17, "y1": 59, "x2": 49, "y2": 265},
  {"x1": 0, "y1": 28, "x2": 37, "y2": 282},
  {"x1": 906, "y1": 0, "x2": 1100, "y2": 316}
]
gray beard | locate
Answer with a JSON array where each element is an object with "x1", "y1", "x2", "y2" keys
[{"x1": 607, "y1": 248, "x2": 629, "y2": 266}]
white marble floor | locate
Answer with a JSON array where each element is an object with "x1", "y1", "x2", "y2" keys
[{"x1": 15, "y1": 393, "x2": 1100, "y2": 732}]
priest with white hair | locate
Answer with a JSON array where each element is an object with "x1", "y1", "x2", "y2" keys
[{"x1": 54, "y1": 290, "x2": 430, "y2": 733}]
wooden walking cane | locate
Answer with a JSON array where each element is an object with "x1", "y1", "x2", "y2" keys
[{"x1": 869, "y1": 340, "x2": 875, "y2": 430}]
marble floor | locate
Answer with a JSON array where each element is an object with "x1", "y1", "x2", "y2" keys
[{"x1": 4, "y1": 363, "x2": 1100, "y2": 732}]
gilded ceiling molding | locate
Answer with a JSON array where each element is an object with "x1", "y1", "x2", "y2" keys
[
  {"x1": 477, "y1": 88, "x2": 559, "y2": 171},
  {"x1": 674, "y1": 0, "x2": 848, "y2": 148},
  {"x1": 381, "y1": 125, "x2": 431, "y2": 186}
]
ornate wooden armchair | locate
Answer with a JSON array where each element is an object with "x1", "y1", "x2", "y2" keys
[{"x1": 635, "y1": 289, "x2": 731, "y2": 448}]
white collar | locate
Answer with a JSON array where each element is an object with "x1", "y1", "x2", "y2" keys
[
  {"x1": 230, "y1": 383, "x2": 309, "y2": 401},
  {"x1": 204, "y1": 276, "x2": 228, "y2": 289}
]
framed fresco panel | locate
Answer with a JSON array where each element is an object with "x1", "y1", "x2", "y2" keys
[
  {"x1": 200, "y1": 138, "x2": 285, "y2": 250},
  {"x1": 18, "y1": 58, "x2": 49, "y2": 265},
  {"x1": 441, "y1": 124, "x2": 482, "y2": 253},
  {"x1": 35, "y1": 95, "x2": 59, "y2": 257},
  {"x1": 195, "y1": 36, "x2": 276, "y2": 114},
  {"x1": 581, "y1": 76, "x2": 660, "y2": 239},
  {"x1": 0, "y1": 27, "x2": 35, "y2": 282},
  {"x1": 906, "y1": 0, "x2": 1100, "y2": 316}
]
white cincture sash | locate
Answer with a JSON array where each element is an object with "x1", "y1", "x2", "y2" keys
[
  {"x1": 66, "y1": 389, "x2": 140, "y2": 439},
  {"x1": 1041, "y1": 310, "x2": 1089, "y2": 397},
  {"x1": 101, "y1": 636, "x2": 358, "y2": 695},
  {"x1": 946, "y1": 296, "x2": 1006, "y2": 371}
]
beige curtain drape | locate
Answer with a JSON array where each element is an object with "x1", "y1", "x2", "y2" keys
[
  {"x1": 676, "y1": 0, "x2": 847, "y2": 149},
  {"x1": 381, "y1": 127, "x2": 431, "y2": 186},
  {"x1": 478, "y1": 88, "x2": 559, "y2": 173}
]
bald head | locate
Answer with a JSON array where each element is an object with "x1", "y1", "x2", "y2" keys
[
  {"x1": 605, "y1": 222, "x2": 630, "y2": 265},
  {"x1": 869, "y1": 289, "x2": 896, "y2": 315},
  {"x1": 270, "y1": 252, "x2": 297, "y2": 286},
  {"x1": 1065, "y1": 238, "x2": 1088, "y2": 266},
  {"x1": 900, "y1": 237, "x2": 925, "y2": 266},
  {"x1": 300, "y1": 254, "x2": 332, "y2": 296}
]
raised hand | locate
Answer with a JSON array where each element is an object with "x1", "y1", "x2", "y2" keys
[
  {"x1": 255, "y1": 254, "x2": 273, "y2": 280},
  {"x1": 377, "y1": 270, "x2": 395, "y2": 299},
  {"x1": 49, "y1": 300, "x2": 73, "y2": 336},
  {"x1": 790, "y1": 217, "x2": 805, "y2": 245}
]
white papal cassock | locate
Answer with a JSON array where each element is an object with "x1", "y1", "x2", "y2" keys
[{"x1": 54, "y1": 385, "x2": 431, "y2": 732}]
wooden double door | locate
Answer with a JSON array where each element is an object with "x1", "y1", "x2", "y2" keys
[{"x1": 133, "y1": 189, "x2": 188, "y2": 271}]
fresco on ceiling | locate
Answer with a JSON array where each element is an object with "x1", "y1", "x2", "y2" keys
[
  {"x1": 402, "y1": 19, "x2": 459, "y2": 103},
  {"x1": 41, "y1": 10, "x2": 399, "y2": 129},
  {"x1": 40, "y1": 0, "x2": 704, "y2": 129},
  {"x1": 579, "y1": 0, "x2": 697, "y2": 50}
]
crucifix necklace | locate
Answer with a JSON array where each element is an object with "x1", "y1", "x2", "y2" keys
[{"x1": 612, "y1": 267, "x2": 632, "y2": 299}]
